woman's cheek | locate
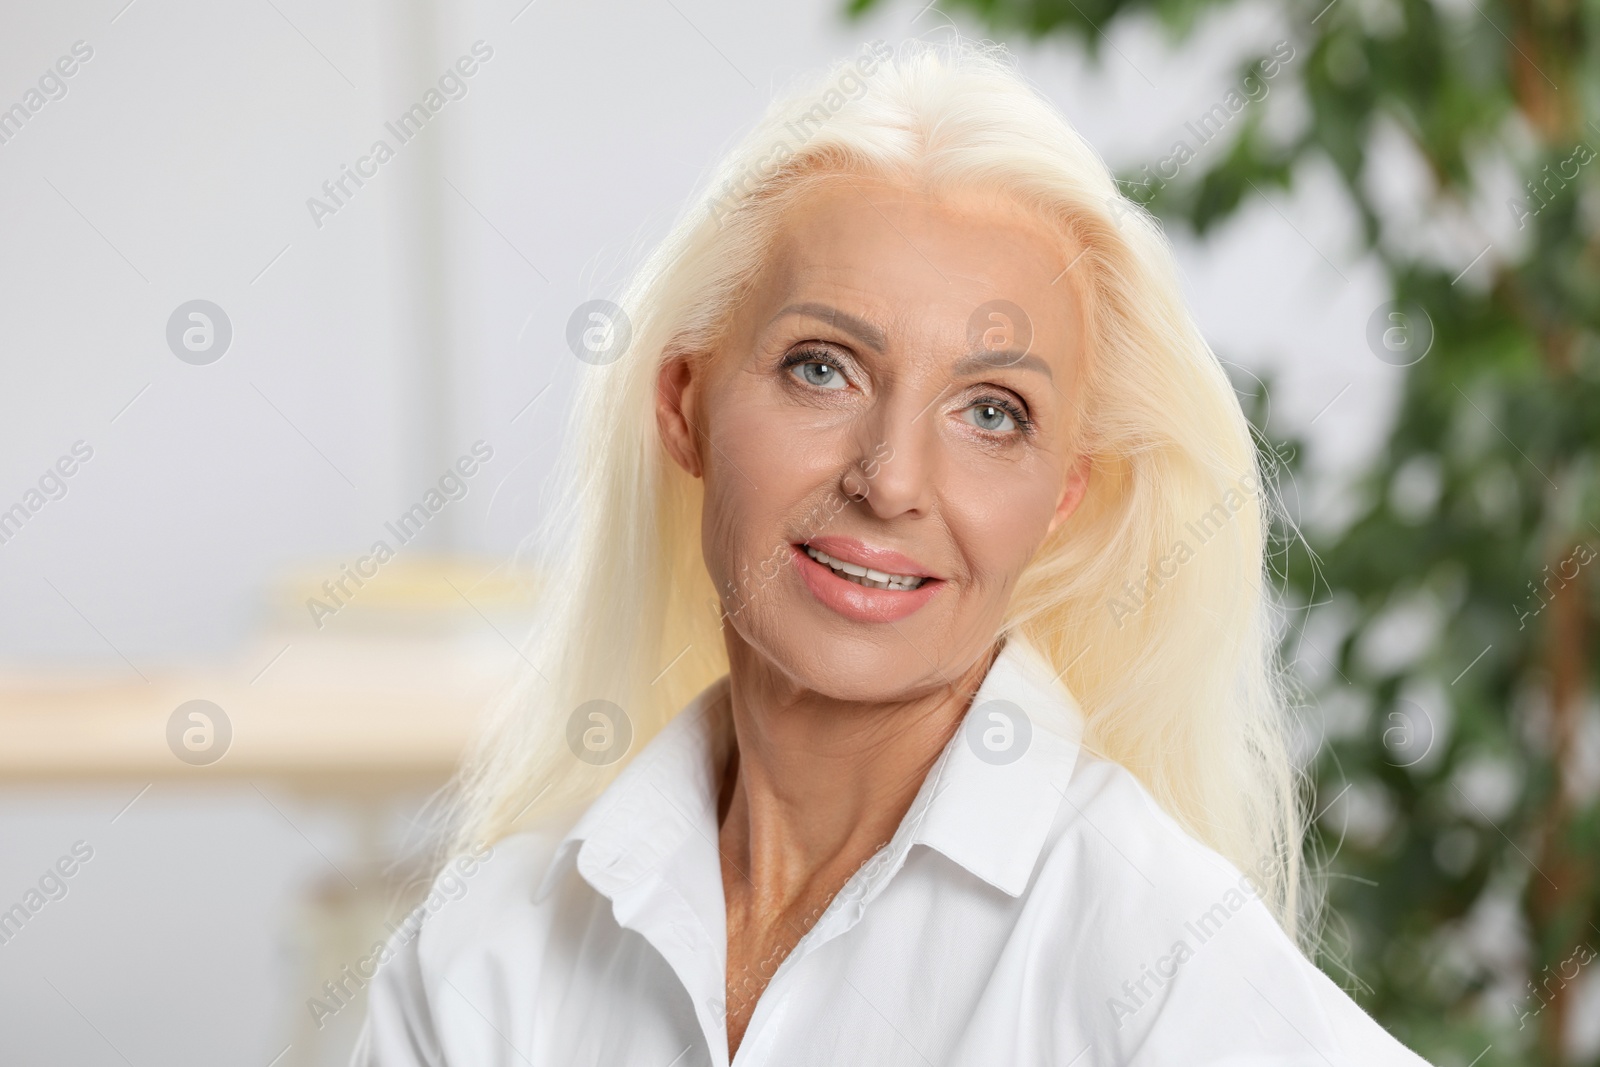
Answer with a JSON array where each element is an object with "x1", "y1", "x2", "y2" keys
[
  {"x1": 700, "y1": 479, "x2": 755, "y2": 596},
  {"x1": 945, "y1": 464, "x2": 1058, "y2": 577},
  {"x1": 720, "y1": 394, "x2": 819, "y2": 478}
]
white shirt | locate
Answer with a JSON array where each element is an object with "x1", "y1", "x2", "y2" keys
[{"x1": 352, "y1": 635, "x2": 1434, "y2": 1066}]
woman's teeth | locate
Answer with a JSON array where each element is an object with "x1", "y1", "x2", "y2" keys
[{"x1": 803, "y1": 545, "x2": 925, "y2": 591}]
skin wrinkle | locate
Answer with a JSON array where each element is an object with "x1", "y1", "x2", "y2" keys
[{"x1": 653, "y1": 175, "x2": 1093, "y2": 1057}]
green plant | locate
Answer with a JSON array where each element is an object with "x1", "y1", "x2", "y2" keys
[{"x1": 846, "y1": 1, "x2": 1600, "y2": 1061}]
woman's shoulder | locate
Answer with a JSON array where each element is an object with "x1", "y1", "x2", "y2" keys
[
  {"x1": 1024, "y1": 748, "x2": 1294, "y2": 983},
  {"x1": 350, "y1": 817, "x2": 582, "y2": 1067},
  {"x1": 1023, "y1": 750, "x2": 1432, "y2": 1065},
  {"x1": 410, "y1": 812, "x2": 584, "y2": 966},
  {"x1": 1043, "y1": 749, "x2": 1272, "y2": 904}
]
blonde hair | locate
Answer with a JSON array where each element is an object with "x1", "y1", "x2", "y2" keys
[{"x1": 445, "y1": 37, "x2": 1312, "y2": 944}]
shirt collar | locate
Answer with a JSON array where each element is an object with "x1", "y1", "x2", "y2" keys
[
  {"x1": 533, "y1": 677, "x2": 730, "y2": 905},
  {"x1": 533, "y1": 632, "x2": 1083, "y2": 905},
  {"x1": 898, "y1": 631, "x2": 1083, "y2": 897}
]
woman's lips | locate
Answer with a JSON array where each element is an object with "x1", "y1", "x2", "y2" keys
[
  {"x1": 802, "y1": 535, "x2": 934, "y2": 579},
  {"x1": 791, "y1": 541, "x2": 944, "y2": 624}
]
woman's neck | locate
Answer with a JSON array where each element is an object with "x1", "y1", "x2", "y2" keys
[
  {"x1": 716, "y1": 630, "x2": 992, "y2": 1055},
  {"x1": 713, "y1": 631, "x2": 998, "y2": 1055},
  {"x1": 715, "y1": 631, "x2": 999, "y2": 912}
]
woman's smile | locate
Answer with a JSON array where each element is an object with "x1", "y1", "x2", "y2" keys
[{"x1": 791, "y1": 535, "x2": 945, "y2": 623}]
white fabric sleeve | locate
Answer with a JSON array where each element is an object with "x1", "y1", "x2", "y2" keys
[{"x1": 348, "y1": 926, "x2": 446, "y2": 1067}]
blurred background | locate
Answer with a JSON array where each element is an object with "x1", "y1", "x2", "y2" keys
[{"x1": 1, "y1": 0, "x2": 1595, "y2": 1064}]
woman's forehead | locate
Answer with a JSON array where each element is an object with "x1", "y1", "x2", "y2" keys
[
  {"x1": 767, "y1": 178, "x2": 1064, "y2": 268},
  {"x1": 746, "y1": 180, "x2": 1087, "y2": 365}
]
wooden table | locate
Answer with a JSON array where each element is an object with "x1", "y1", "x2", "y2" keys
[{"x1": 0, "y1": 556, "x2": 535, "y2": 792}]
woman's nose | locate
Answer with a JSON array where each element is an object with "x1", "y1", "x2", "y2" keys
[{"x1": 844, "y1": 397, "x2": 938, "y2": 520}]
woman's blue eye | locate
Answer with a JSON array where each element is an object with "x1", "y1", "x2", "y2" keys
[
  {"x1": 964, "y1": 402, "x2": 1017, "y2": 433},
  {"x1": 791, "y1": 360, "x2": 847, "y2": 390}
]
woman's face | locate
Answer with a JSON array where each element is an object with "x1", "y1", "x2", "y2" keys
[{"x1": 657, "y1": 177, "x2": 1091, "y2": 701}]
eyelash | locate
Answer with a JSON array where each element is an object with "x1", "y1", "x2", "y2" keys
[
  {"x1": 968, "y1": 395, "x2": 1035, "y2": 435},
  {"x1": 780, "y1": 347, "x2": 1036, "y2": 437},
  {"x1": 781, "y1": 347, "x2": 847, "y2": 381}
]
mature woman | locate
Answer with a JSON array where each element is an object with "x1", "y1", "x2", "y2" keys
[{"x1": 354, "y1": 39, "x2": 1434, "y2": 1066}]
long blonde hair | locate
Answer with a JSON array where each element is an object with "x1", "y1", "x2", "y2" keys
[{"x1": 446, "y1": 37, "x2": 1310, "y2": 943}]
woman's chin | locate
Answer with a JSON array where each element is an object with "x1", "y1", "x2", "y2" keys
[{"x1": 722, "y1": 617, "x2": 963, "y2": 704}]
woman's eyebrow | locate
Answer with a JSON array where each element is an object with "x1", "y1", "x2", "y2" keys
[
  {"x1": 770, "y1": 304, "x2": 1053, "y2": 380},
  {"x1": 951, "y1": 350, "x2": 1054, "y2": 380},
  {"x1": 770, "y1": 302, "x2": 886, "y2": 353}
]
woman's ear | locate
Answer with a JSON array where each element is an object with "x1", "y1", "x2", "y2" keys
[
  {"x1": 1046, "y1": 452, "x2": 1091, "y2": 537},
  {"x1": 655, "y1": 355, "x2": 704, "y2": 479}
]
